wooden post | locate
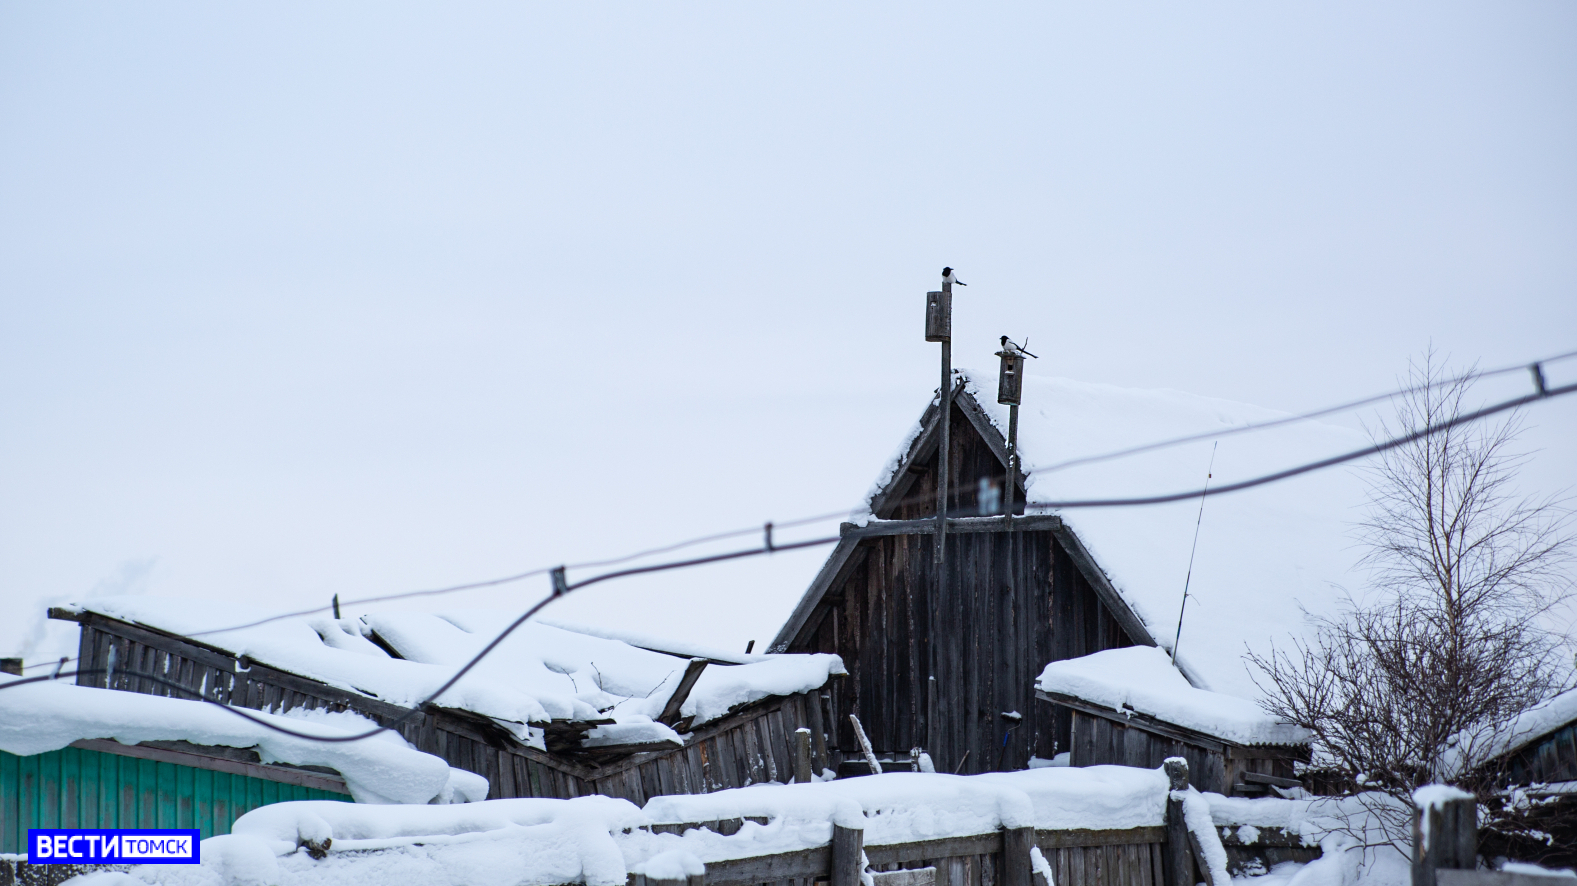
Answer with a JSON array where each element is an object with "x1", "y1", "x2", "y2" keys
[
  {"x1": 1003, "y1": 403, "x2": 1019, "y2": 519},
  {"x1": 833, "y1": 824, "x2": 865, "y2": 886},
  {"x1": 1163, "y1": 758, "x2": 1197, "y2": 886},
  {"x1": 936, "y1": 323, "x2": 952, "y2": 565},
  {"x1": 994, "y1": 339, "x2": 1033, "y2": 520},
  {"x1": 928, "y1": 274, "x2": 954, "y2": 571},
  {"x1": 926, "y1": 676, "x2": 939, "y2": 762},
  {"x1": 1412, "y1": 788, "x2": 1477, "y2": 886},
  {"x1": 794, "y1": 727, "x2": 814, "y2": 784},
  {"x1": 1002, "y1": 826, "x2": 1035, "y2": 886}
]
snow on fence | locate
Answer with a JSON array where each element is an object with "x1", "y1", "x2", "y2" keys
[{"x1": 6, "y1": 762, "x2": 1251, "y2": 886}]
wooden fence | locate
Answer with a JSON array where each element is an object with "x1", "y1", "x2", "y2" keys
[
  {"x1": 630, "y1": 760, "x2": 1224, "y2": 886},
  {"x1": 631, "y1": 824, "x2": 1170, "y2": 886}
]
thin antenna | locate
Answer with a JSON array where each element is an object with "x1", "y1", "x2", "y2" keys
[{"x1": 1171, "y1": 441, "x2": 1218, "y2": 665}]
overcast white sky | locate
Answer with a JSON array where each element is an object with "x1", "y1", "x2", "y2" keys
[{"x1": 3, "y1": 2, "x2": 1574, "y2": 663}]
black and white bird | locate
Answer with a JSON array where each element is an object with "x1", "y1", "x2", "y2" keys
[
  {"x1": 999, "y1": 335, "x2": 1038, "y2": 359},
  {"x1": 942, "y1": 267, "x2": 966, "y2": 287}
]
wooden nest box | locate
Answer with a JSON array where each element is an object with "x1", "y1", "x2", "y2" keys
[
  {"x1": 925, "y1": 290, "x2": 950, "y2": 342},
  {"x1": 997, "y1": 349, "x2": 1025, "y2": 405}
]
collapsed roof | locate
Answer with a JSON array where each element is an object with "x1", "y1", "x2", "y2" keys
[{"x1": 59, "y1": 597, "x2": 844, "y2": 753}]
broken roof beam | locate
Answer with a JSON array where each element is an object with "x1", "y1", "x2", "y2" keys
[{"x1": 658, "y1": 657, "x2": 709, "y2": 727}]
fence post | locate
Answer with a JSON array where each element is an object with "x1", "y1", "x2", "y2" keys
[
  {"x1": 1163, "y1": 758, "x2": 1197, "y2": 886},
  {"x1": 1003, "y1": 826, "x2": 1035, "y2": 886},
  {"x1": 1412, "y1": 787, "x2": 1477, "y2": 886},
  {"x1": 833, "y1": 824, "x2": 864, "y2": 886},
  {"x1": 795, "y1": 728, "x2": 815, "y2": 784}
]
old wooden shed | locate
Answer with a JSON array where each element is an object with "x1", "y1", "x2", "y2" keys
[
  {"x1": 770, "y1": 379, "x2": 1156, "y2": 774},
  {"x1": 770, "y1": 369, "x2": 1362, "y2": 782},
  {"x1": 1034, "y1": 647, "x2": 1309, "y2": 796}
]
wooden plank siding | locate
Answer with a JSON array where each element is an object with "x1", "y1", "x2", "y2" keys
[
  {"x1": 1500, "y1": 720, "x2": 1577, "y2": 786},
  {"x1": 1055, "y1": 699, "x2": 1304, "y2": 797},
  {"x1": 1067, "y1": 709, "x2": 1225, "y2": 795},
  {"x1": 780, "y1": 397, "x2": 1143, "y2": 775},
  {"x1": 68, "y1": 612, "x2": 833, "y2": 804}
]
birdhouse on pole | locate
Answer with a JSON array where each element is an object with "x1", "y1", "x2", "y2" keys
[
  {"x1": 925, "y1": 289, "x2": 951, "y2": 342},
  {"x1": 997, "y1": 350, "x2": 1024, "y2": 405},
  {"x1": 995, "y1": 336, "x2": 1037, "y2": 519},
  {"x1": 996, "y1": 336, "x2": 1037, "y2": 405}
]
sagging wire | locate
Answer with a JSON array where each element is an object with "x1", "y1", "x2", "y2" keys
[{"x1": 12, "y1": 352, "x2": 1576, "y2": 683}]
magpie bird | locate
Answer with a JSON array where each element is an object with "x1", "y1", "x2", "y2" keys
[
  {"x1": 942, "y1": 267, "x2": 966, "y2": 287},
  {"x1": 999, "y1": 335, "x2": 1039, "y2": 359}
]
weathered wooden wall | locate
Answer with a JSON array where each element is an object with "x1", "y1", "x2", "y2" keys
[
  {"x1": 794, "y1": 530, "x2": 1133, "y2": 775},
  {"x1": 70, "y1": 612, "x2": 831, "y2": 804},
  {"x1": 1501, "y1": 720, "x2": 1577, "y2": 786},
  {"x1": 1067, "y1": 709, "x2": 1225, "y2": 794},
  {"x1": 783, "y1": 400, "x2": 1140, "y2": 775},
  {"x1": 1064, "y1": 707, "x2": 1304, "y2": 797}
]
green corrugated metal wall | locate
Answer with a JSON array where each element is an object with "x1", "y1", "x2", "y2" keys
[{"x1": 1, "y1": 746, "x2": 349, "y2": 854}]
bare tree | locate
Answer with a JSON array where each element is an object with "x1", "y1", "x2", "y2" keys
[{"x1": 1250, "y1": 351, "x2": 1574, "y2": 851}]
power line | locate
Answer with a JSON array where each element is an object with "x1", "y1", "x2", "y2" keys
[
  {"x1": 1018, "y1": 347, "x2": 1577, "y2": 477},
  {"x1": 21, "y1": 348, "x2": 1576, "y2": 672},
  {"x1": 7, "y1": 371, "x2": 1573, "y2": 747},
  {"x1": 1, "y1": 534, "x2": 842, "y2": 741},
  {"x1": 1025, "y1": 376, "x2": 1576, "y2": 509}
]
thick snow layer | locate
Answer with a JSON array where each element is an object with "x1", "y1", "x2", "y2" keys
[
  {"x1": 1447, "y1": 688, "x2": 1577, "y2": 770},
  {"x1": 625, "y1": 767, "x2": 1169, "y2": 871},
  {"x1": 1175, "y1": 788, "x2": 1230, "y2": 886},
  {"x1": 644, "y1": 765, "x2": 1168, "y2": 845},
  {"x1": 123, "y1": 797, "x2": 649, "y2": 886},
  {"x1": 1036, "y1": 647, "x2": 1310, "y2": 746},
  {"x1": 929, "y1": 373, "x2": 1369, "y2": 700},
  {"x1": 1412, "y1": 784, "x2": 1473, "y2": 810},
  {"x1": 65, "y1": 599, "x2": 842, "y2": 734},
  {"x1": 93, "y1": 767, "x2": 1176, "y2": 886},
  {"x1": 0, "y1": 677, "x2": 483, "y2": 805}
]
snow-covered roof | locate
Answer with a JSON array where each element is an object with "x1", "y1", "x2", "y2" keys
[
  {"x1": 867, "y1": 372, "x2": 1368, "y2": 701},
  {"x1": 65, "y1": 598, "x2": 844, "y2": 744},
  {"x1": 0, "y1": 675, "x2": 487, "y2": 805},
  {"x1": 1485, "y1": 688, "x2": 1577, "y2": 761},
  {"x1": 1036, "y1": 647, "x2": 1311, "y2": 746},
  {"x1": 1445, "y1": 687, "x2": 1577, "y2": 774}
]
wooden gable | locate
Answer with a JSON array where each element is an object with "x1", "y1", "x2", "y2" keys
[{"x1": 771, "y1": 383, "x2": 1157, "y2": 774}]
